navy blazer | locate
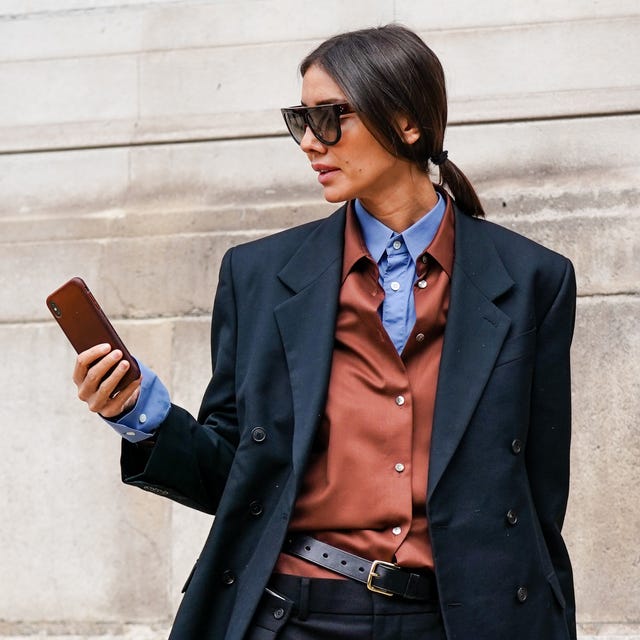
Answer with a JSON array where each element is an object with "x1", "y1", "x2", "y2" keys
[{"x1": 122, "y1": 203, "x2": 577, "y2": 640}]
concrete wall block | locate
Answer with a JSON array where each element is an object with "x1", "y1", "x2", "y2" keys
[
  {"x1": 0, "y1": 198, "x2": 332, "y2": 245},
  {"x1": 124, "y1": 136, "x2": 313, "y2": 210},
  {"x1": 566, "y1": 296, "x2": 640, "y2": 623},
  {"x1": 430, "y1": 17, "x2": 640, "y2": 122},
  {"x1": 396, "y1": 0, "x2": 640, "y2": 28},
  {"x1": 1, "y1": 231, "x2": 259, "y2": 323},
  {"x1": 0, "y1": 0, "x2": 155, "y2": 15},
  {"x1": 0, "y1": 55, "x2": 138, "y2": 128},
  {"x1": 446, "y1": 115, "x2": 640, "y2": 180},
  {"x1": 0, "y1": 321, "x2": 173, "y2": 621},
  {"x1": 0, "y1": 146, "x2": 130, "y2": 216}
]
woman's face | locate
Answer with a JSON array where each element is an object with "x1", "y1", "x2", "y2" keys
[{"x1": 299, "y1": 64, "x2": 415, "y2": 207}]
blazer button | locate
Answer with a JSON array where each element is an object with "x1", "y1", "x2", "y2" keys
[
  {"x1": 249, "y1": 500, "x2": 263, "y2": 517},
  {"x1": 506, "y1": 509, "x2": 519, "y2": 526},
  {"x1": 511, "y1": 439, "x2": 523, "y2": 454},
  {"x1": 516, "y1": 586, "x2": 528, "y2": 603},
  {"x1": 251, "y1": 427, "x2": 267, "y2": 443},
  {"x1": 221, "y1": 570, "x2": 236, "y2": 586}
]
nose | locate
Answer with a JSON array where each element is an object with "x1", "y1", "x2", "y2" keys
[{"x1": 299, "y1": 125, "x2": 325, "y2": 154}]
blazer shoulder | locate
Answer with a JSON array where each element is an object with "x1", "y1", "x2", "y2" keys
[{"x1": 472, "y1": 215, "x2": 572, "y2": 273}]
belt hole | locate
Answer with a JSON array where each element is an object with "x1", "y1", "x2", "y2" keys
[
  {"x1": 341, "y1": 560, "x2": 347, "y2": 565},
  {"x1": 322, "y1": 553, "x2": 328, "y2": 558},
  {"x1": 358, "y1": 567, "x2": 365, "y2": 572},
  {"x1": 305, "y1": 546, "x2": 311, "y2": 551}
]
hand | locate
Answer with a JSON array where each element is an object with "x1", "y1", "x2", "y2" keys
[{"x1": 74, "y1": 343, "x2": 142, "y2": 418}]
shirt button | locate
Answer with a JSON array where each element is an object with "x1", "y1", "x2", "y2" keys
[
  {"x1": 516, "y1": 586, "x2": 528, "y2": 603},
  {"x1": 506, "y1": 509, "x2": 519, "y2": 526},
  {"x1": 138, "y1": 414, "x2": 147, "y2": 424},
  {"x1": 395, "y1": 463, "x2": 405, "y2": 473},
  {"x1": 392, "y1": 526, "x2": 402, "y2": 536},
  {"x1": 511, "y1": 439, "x2": 523, "y2": 454},
  {"x1": 417, "y1": 280, "x2": 427, "y2": 289},
  {"x1": 395, "y1": 395, "x2": 405, "y2": 406},
  {"x1": 390, "y1": 281, "x2": 400, "y2": 291},
  {"x1": 273, "y1": 607, "x2": 285, "y2": 620},
  {"x1": 416, "y1": 333, "x2": 425, "y2": 342},
  {"x1": 393, "y1": 240, "x2": 402, "y2": 250},
  {"x1": 125, "y1": 431, "x2": 136, "y2": 437}
]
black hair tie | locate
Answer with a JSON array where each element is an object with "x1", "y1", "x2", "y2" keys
[{"x1": 430, "y1": 150, "x2": 448, "y2": 165}]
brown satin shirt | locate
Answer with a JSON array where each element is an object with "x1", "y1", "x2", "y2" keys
[{"x1": 275, "y1": 194, "x2": 455, "y2": 578}]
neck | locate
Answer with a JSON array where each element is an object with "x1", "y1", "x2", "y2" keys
[{"x1": 359, "y1": 173, "x2": 439, "y2": 233}]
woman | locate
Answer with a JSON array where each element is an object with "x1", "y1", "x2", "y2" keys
[{"x1": 74, "y1": 24, "x2": 576, "y2": 640}]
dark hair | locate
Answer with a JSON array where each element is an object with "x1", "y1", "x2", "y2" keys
[{"x1": 300, "y1": 24, "x2": 485, "y2": 218}]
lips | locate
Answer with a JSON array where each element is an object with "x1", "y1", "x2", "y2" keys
[{"x1": 312, "y1": 163, "x2": 340, "y2": 185}]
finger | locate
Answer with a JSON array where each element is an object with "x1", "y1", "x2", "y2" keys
[
  {"x1": 100, "y1": 380, "x2": 142, "y2": 419},
  {"x1": 73, "y1": 343, "x2": 112, "y2": 384},
  {"x1": 83, "y1": 358, "x2": 130, "y2": 412},
  {"x1": 83, "y1": 349, "x2": 125, "y2": 389},
  {"x1": 78, "y1": 350, "x2": 126, "y2": 404}
]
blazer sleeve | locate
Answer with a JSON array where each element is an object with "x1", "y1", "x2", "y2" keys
[
  {"x1": 525, "y1": 258, "x2": 577, "y2": 638},
  {"x1": 119, "y1": 248, "x2": 240, "y2": 515}
]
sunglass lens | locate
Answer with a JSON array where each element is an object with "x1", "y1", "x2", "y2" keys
[
  {"x1": 283, "y1": 110, "x2": 306, "y2": 144},
  {"x1": 307, "y1": 107, "x2": 339, "y2": 145}
]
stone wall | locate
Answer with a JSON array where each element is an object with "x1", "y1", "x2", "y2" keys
[{"x1": 0, "y1": 2, "x2": 638, "y2": 638}]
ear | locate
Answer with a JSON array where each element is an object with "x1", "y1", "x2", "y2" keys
[{"x1": 396, "y1": 114, "x2": 421, "y2": 145}]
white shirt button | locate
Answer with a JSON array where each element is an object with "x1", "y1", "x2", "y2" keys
[
  {"x1": 392, "y1": 527, "x2": 402, "y2": 536},
  {"x1": 416, "y1": 333, "x2": 425, "y2": 342},
  {"x1": 417, "y1": 280, "x2": 427, "y2": 289},
  {"x1": 395, "y1": 395, "x2": 405, "y2": 406},
  {"x1": 393, "y1": 240, "x2": 402, "y2": 250},
  {"x1": 395, "y1": 463, "x2": 405, "y2": 473},
  {"x1": 138, "y1": 414, "x2": 147, "y2": 424},
  {"x1": 421, "y1": 255, "x2": 428, "y2": 264},
  {"x1": 125, "y1": 431, "x2": 136, "y2": 437},
  {"x1": 390, "y1": 281, "x2": 400, "y2": 291}
]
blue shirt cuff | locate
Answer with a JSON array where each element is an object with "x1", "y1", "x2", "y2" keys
[{"x1": 102, "y1": 361, "x2": 171, "y2": 443}]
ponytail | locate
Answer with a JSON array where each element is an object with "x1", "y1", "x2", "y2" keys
[{"x1": 434, "y1": 154, "x2": 486, "y2": 218}]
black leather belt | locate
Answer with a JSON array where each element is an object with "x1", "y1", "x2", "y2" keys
[{"x1": 282, "y1": 534, "x2": 437, "y2": 601}]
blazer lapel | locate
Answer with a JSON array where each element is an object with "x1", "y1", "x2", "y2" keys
[
  {"x1": 428, "y1": 208, "x2": 515, "y2": 500},
  {"x1": 274, "y1": 206, "x2": 346, "y2": 476}
]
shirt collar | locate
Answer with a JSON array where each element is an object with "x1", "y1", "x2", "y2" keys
[{"x1": 353, "y1": 193, "x2": 446, "y2": 266}]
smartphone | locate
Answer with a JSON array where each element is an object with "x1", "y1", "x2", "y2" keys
[{"x1": 46, "y1": 277, "x2": 141, "y2": 398}]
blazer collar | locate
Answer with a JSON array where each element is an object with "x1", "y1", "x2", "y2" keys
[
  {"x1": 428, "y1": 206, "x2": 514, "y2": 500},
  {"x1": 275, "y1": 205, "x2": 346, "y2": 476},
  {"x1": 277, "y1": 204, "x2": 346, "y2": 294}
]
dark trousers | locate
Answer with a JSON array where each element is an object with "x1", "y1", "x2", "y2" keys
[{"x1": 245, "y1": 574, "x2": 446, "y2": 640}]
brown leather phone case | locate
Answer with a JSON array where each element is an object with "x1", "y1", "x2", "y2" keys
[{"x1": 46, "y1": 277, "x2": 141, "y2": 397}]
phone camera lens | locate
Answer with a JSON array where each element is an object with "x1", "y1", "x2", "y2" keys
[{"x1": 50, "y1": 301, "x2": 62, "y2": 318}]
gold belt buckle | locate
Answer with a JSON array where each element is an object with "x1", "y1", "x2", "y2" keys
[{"x1": 367, "y1": 560, "x2": 398, "y2": 597}]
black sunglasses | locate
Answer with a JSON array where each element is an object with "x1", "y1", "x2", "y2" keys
[{"x1": 281, "y1": 103, "x2": 355, "y2": 146}]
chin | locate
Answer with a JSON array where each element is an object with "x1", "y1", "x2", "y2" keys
[{"x1": 321, "y1": 186, "x2": 354, "y2": 204}]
